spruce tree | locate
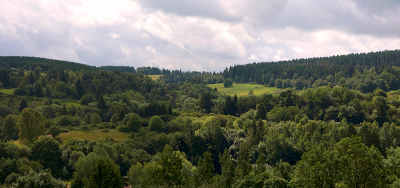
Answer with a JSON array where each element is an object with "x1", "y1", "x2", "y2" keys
[
  {"x1": 76, "y1": 78, "x2": 84, "y2": 98},
  {"x1": 18, "y1": 98, "x2": 28, "y2": 112}
]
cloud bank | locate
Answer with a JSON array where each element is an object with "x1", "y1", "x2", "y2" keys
[{"x1": 1, "y1": 0, "x2": 400, "y2": 71}]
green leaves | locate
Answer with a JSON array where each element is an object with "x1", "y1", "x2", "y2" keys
[
  {"x1": 291, "y1": 137, "x2": 388, "y2": 188},
  {"x1": 17, "y1": 108, "x2": 46, "y2": 144}
]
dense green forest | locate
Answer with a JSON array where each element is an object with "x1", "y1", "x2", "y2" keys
[
  {"x1": 1, "y1": 51, "x2": 400, "y2": 187},
  {"x1": 160, "y1": 50, "x2": 400, "y2": 94}
]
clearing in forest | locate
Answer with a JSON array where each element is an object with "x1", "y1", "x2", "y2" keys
[
  {"x1": 58, "y1": 129, "x2": 130, "y2": 142},
  {"x1": 0, "y1": 88, "x2": 15, "y2": 94},
  {"x1": 148, "y1": 75, "x2": 162, "y2": 80},
  {"x1": 208, "y1": 83, "x2": 282, "y2": 96}
]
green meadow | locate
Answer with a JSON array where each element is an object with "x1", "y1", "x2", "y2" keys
[
  {"x1": 207, "y1": 83, "x2": 282, "y2": 96},
  {"x1": 0, "y1": 88, "x2": 15, "y2": 94},
  {"x1": 148, "y1": 75, "x2": 162, "y2": 80},
  {"x1": 58, "y1": 129, "x2": 130, "y2": 142}
]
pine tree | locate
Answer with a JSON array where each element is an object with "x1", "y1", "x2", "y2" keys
[
  {"x1": 200, "y1": 93, "x2": 212, "y2": 113},
  {"x1": 19, "y1": 98, "x2": 28, "y2": 112},
  {"x1": 256, "y1": 103, "x2": 267, "y2": 120},
  {"x1": 28, "y1": 72, "x2": 35, "y2": 85},
  {"x1": 34, "y1": 83, "x2": 44, "y2": 97},
  {"x1": 76, "y1": 78, "x2": 84, "y2": 98},
  {"x1": 97, "y1": 95, "x2": 106, "y2": 111}
]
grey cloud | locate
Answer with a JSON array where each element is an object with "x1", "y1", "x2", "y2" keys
[{"x1": 1, "y1": 0, "x2": 400, "y2": 72}]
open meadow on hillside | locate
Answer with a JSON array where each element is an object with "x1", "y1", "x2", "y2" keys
[
  {"x1": 148, "y1": 75, "x2": 162, "y2": 80},
  {"x1": 0, "y1": 88, "x2": 15, "y2": 94},
  {"x1": 58, "y1": 129, "x2": 130, "y2": 143},
  {"x1": 207, "y1": 83, "x2": 282, "y2": 96}
]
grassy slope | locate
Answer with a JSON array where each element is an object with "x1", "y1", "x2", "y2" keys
[
  {"x1": 148, "y1": 75, "x2": 162, "y2": 81},
  {"x1": 58, "y1": 129, "x2": 130, "y2": 142},
  {"x1": 208, "y1": 83, "x2": 282, "y2": 96}
]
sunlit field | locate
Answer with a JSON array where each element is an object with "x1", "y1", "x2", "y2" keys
[{"x1": 208, "y1": 83, "x2": 283, "y2": 96}]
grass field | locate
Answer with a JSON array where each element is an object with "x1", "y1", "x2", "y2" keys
[
  {"x1": 64, "y1": 101, "x2": 81, "y2": 107},
  {"x1": 208, "y1": 83, "x2": 282, "y2": 96},
  {"x1": 58, "y1": 129, "x2": 130, "y2": 142},
  {"x1": 148, "y1": 75, "x2": 162, "y2": 80},
  {"x1": 0, "y1": 88, "x2": 15, "y2": 94}
]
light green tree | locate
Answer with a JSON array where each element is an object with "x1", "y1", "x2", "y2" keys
[
  {"x1": 17, "y1": 108, "x2": 46, "y2": 144},
  {"x1": 2, "y1": 114, "x2": 18, "y2": 140}
]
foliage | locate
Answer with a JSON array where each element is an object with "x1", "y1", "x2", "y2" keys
[
  {"x1": 10, "y1": 170, "x2": 67, "y2": 188},
  {"x1": 224, "y1": 78, "x2": 233, "y2": 88},
  {"x1": 86, "y1": 156, "x2": 123, "y2": 188},
  {"x1": 17, "y1": 108, "x2": 46, "y2": 144},
  {"x1": 149, "y1": 115, "x2": 164, "y2": 132},
  {"x1": 31, "y1": 137, "x2": 63, "y2": 177}
]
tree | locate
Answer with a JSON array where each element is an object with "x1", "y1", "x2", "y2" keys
[
  {"x1": 126, "y1": 113, "x2": 142, "y2": 132},
  {"x1": 0, "y1": 69, "x2": 11, "y2": 88},
  {"x1": 127, "y1": 162, "x2": 143, "y2": 187},
  {"x1": 34, "y1": 83, "x2": 44, "y2": 98},
  {"x1": 220, "y1": 148, "x2": 235, "y2": 187},
  {"x1": 256, "y1": 103, "x2": 267, "y2": 120},
  {"x1": 118, "y1": 113, "x2": 142, "y2": 132},
  {"x1": 87, "y1": 157, "x2": 123, "y2": 188},
  {"x1": 223, "y1": 78, "x2": 233, "y2": 88},
  {"x1": 44, "y1": 86, "x2": 51, "y2": 98},
  {"x1": 31, "y1": 137, "x2": 63, "y2": 177},
  {"x1": 149, "y1": 115, "x2": 164, "y2": 132},
  {"x1": 75, "y1": 78, "x2": 84, "y2": 98},
  {"x1": 47, "y1": 125, "x2": 61, "y2": 138},
  {"x1": 17, "y1": 108, "x2": 46, "y2": 144},
  {"x1": 2, "y1": 115, "x2": 18, "y2": 140},
  {"x1": 18, "y1": 98, "x2": 28, "y2": 113},
  {"x1": 158, "y1": 145, "x2": 183, "y2": 186},
  {"x1": 97, "y1": 95, "x2": 106, "y2": 111},
  {"x1": 10, "y1": 170, "x2": 67, "y2": 188},
  {"x1": 236, "y1": 143, "x2": 251, "y2": 178},
  {"x1": 28, "y1": 72, "x2": 35, "y2": 85},
  {"x1": 290, "y1": 137, "x2": 387, "y2": 188},
  {"x1": 195, "y1": 151, "x2": 214, "y2": 186},
  {"x1": 200, "y1": 93, "x2": 212, "y2": 113}
]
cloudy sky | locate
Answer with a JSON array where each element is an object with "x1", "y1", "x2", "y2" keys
[{"x1": 1, "y1": 0, "x2": 400, "y2": 71}]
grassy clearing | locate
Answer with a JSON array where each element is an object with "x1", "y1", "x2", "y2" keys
[
  {"x1": 148, "y1": 75, "x2": 162, "y2": 81},
  {"x1": 58, "y1": 129, "x2": 130, "y2": 142},
  {"x1": 64, "y1": 101, "x2": 81, "y2": 107},
  {"x1": 0, "y1": 88, "x2": 15, "y2": 94},
  {"x1": 208, "y1": 83, "x2": 282, "y2": 96}
]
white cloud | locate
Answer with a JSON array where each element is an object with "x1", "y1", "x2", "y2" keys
[{"x1": 110, "y1": 33, "x2": 120, "y2": 39}]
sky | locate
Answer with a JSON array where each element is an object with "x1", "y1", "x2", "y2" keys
[{"x1": 1, "y1": 0, "x2": 400, "y2": 71}]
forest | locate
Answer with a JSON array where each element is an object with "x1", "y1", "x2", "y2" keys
[{"x1": 1, "y1": 51, "x2": 400, "y2": 187}]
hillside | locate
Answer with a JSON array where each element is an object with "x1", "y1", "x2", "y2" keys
[{"x1": 0, "y1": 56, "x2": 97, "y2": 71}]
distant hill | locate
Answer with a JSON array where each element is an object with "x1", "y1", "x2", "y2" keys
[
  {"x1": 224, "y1": 50, "x2": 400, "y2": 84},
  {"x1": 0, "y1": 56, "x2": 97, "y2": 71},
  {"x1": 0, "y1": 56, "x2": 173, "y2": 75}
]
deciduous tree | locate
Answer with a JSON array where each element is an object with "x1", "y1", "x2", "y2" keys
[{"x1": 17, "y1": 108, "x2": 46, "y2": 144}]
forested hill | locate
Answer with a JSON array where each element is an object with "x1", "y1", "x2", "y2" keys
[
  {"x1": 0, "y1": 56, "x2": 97, "y2": 72},
  {"x1": 159, "y1": 50, "x2": 400, "y2": 93},
  {"x1": 224, "y1": 50, "x2": 400, "y2": 87},
  {"x1": 0, "y1": 56, "x2": 172, "y2": 75}
]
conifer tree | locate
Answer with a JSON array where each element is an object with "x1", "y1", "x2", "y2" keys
[{"x1": 18, "y1": 98, "x2": 28, "y2": 112}]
